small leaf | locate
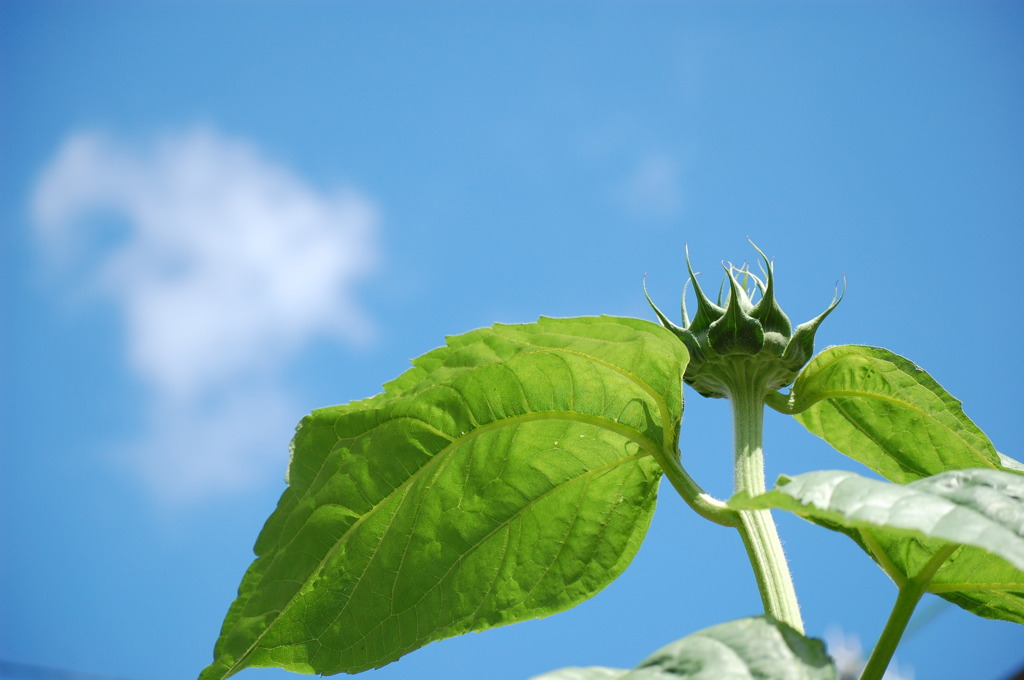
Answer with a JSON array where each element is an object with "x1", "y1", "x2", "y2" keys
[
  {"x1": 734, "y1": 469, "x2": 1024, "y2": 624},
  {"x1": 779, "y1": 345, "x2": 1001, "y2": 483},
  {"x1": 201, "y1": 316, "x2": 688, "y2": 679},
  {"x1": 534, "y1": 617, "x2": 835, "y2": 680}
]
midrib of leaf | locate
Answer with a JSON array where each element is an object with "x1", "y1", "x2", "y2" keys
[
  {"x1": 226, "y1": 405, "x2": 670, "y2": 677},
  {"x1": 825, "y1": 398, "x2": 935, "y2": 478},
  {"x1": 336, "y1": 446, "x2": 650, "y2": 658},
  {"x1": 802, "y1": 387, "x2": 998, "y2": 471},
  {"x1": 929, "y1": 582, "x2": 1024, "y2": 593},
  {"x1": 858, "y1": 529, "x2": 906, "y2": 586},
  {"x1": 792, "y1": 346, "x2": 995, "y2": 458}
]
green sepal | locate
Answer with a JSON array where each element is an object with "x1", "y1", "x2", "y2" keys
[
  {"x1": 707, "y1": 265, "x2": 766, "y2": 356},
  {"x1": 684, "y1": 248, "x2": 725, "y2": 335},
  {"x1": 644, "y1": 277, "x2": 705, "y2": 365},
  {"x1": 748, "y1": 244, "x2": 792, "y2": 347},
  {"x1": 781, "y1": 282, "x2": 843, "y2": 370},
  {"x1": 648, "y1": 245, "x2": 841, "y2": 398}
]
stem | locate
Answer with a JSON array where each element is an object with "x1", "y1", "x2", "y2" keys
[
  {"x1": 859, "y1": 545, "x2": 958, "y2": 680},
  {"x1": 730, "y1": 378, "x2": 804, "y2": 633}
]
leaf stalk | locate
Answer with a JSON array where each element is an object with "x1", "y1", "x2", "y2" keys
[
  {"x1": 652, "y1": 446, "x2": 740, "y2": 528},
  {"x1": 859, "y1": 544, "x2": 959, "y2": 680}
]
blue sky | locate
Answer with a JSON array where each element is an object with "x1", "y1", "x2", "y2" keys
[{"x1": 2, "y1": 3, "x2": 1023, "y2": 680}]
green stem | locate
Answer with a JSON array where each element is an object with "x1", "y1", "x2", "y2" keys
[
  {"x1": 730, "y1": 379, "x2": 804, "y2": 633},
  {"x1": 652, "y1": 446, "x2": 740, "y2": 528},
  {"x1": 859, "y1": 545, "x2": 958, "y2": 680}
]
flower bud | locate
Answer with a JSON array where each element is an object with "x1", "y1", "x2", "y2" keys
[{"x1": 646, "y1": 245, "x2": 841, "y2": 399}]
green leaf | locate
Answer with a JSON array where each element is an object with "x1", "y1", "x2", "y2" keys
[
  {"x1": 734, "y1": 469, "x2": 1024, "y2": 624},
  {"x1": 532, "y1": 617, "x2": 835, "y2": 680},
  {"x1": 774, "y1": 345, "x2": 1001, "y2": 483},
  {"x1": 200, "y1": 316, "x2": 688, "y2": 679}
]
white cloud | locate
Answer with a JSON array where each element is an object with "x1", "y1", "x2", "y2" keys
[
  {"x1": 32, "y1": 127, "x2": 380, "y2": 502},
  {"x1": 825, "y1": 627, "x2": 914, "y2": 680}
]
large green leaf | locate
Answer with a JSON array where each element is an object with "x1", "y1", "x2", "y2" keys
[
  {"x1": 531, "y1": 616, "x2": 835, "y2": 680},
  {"x1": 734, "y1": 469, "x2": 1024, "y2": 623},
  {"x1": 200, "y1": 316, "x2": 688, "y2": 679},
  {"x1": 770, "y1": 345, "x2": 1001, "y2": 483}
]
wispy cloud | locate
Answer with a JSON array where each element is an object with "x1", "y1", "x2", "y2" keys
[
  {"x1": 825, "y1": 627, "x2": 914, "y2": 680},
  {"x1": 32, "y1": 127, "x2": 380, "y2": 502},
  {"x1": 618, "y1": 153, "x2": 685, "y2": 220}
]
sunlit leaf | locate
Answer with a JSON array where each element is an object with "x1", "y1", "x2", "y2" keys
[
  {"x1": 200, "y1": 316, "x2": 688, "y2": 679},
  {"x1": 734, "y1": 469, "x2": 1024, "y2": 623},
  {"x1": 773, "y1": 345, "x2": 1001, "y2": 483},
  {"x1": 532, "y1": 616, "x2": 835, "y2": 680}
]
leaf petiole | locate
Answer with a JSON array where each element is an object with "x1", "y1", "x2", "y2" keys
[
  {"x1": 859, "y1": 544, "x2": 960, "y2": 680},
  {"x1": 650, "y1": 446, "x2": 740, "y2": 528}
]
